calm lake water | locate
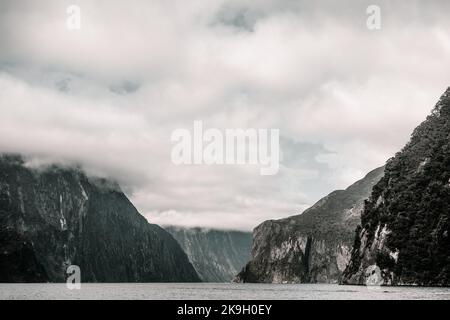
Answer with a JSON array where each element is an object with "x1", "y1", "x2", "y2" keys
[{"x1": 1, "y1": 283, "x2": 449, "y2": 300}]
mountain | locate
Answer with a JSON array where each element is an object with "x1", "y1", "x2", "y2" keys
[
  {"x1": 165, "y1": 226, "x2": 252, "y2": 282},
  {"x1": 0, "y1": 154, "x2": 200, "y2": 282},
  {"x1": 342, "y1": 88, "x2": 450, "y2": 286},
  {"x1": 235, "y1": 167, "x2": 384, "y2": 284}
]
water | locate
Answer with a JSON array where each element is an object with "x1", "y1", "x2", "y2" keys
[{"x1": 0, "y1": 283, "x2": 449, "y2": 300}]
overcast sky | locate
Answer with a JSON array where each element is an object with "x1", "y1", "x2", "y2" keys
[{"x1": 0, "y1": 0, "x2": 449, "y2": 230}]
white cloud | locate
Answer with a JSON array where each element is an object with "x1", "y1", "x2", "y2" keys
[{"x1": 0, "y1": 0, "x2": 449, "y2": 230}]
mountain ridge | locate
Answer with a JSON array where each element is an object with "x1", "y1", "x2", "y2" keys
[
  {"x1": 0, "y1": 154, "x2": 200, "y2": 282},
  {"x1": 235, "y1": 166, "x2": 384, "y2": 283},
  {"x1": 165, "y1": 226, "x2": 252, "y2": 282},
  {"x1": 342, "y1": 88, "x2": 450, "y2": 286}
]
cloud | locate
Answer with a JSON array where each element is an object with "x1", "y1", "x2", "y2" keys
[{"x1": 0, "y1": 0, "x2": 449, "y2": 230}]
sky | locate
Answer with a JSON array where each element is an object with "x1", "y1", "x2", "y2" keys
[{"x1": 0, "y1": 0, "x2": 449, "y2": 230}]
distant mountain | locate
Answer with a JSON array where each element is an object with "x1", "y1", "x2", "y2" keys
[
  {"x1": 235, "y1": 167, "x2": 384, "y2": 283},
  {"x1": 165, "y1": 226, "x2": 252, "y2": 282},
  {"x1": 343, "y1": 88, "x2": 450, "y2": 286},
  {"x1": 0, "y1": 155, "x2": 200, "y2": 282}
]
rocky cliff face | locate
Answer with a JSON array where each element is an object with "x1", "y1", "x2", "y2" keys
[
  {"x1": 235, "y1": 167, "x2": 384, "y2": 283},
  {"x1": 0, "y1": 155, "x2": 200, "y2": 282},
  {"x1": 342, "y1": 89, "x2": 450, "y2": 286},
  {"x1": 165, "y1": 226, "x2": 252, "y2": 282}
]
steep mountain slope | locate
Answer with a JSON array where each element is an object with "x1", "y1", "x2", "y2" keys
[
  {"x1": 0, "y1": 154, "x2": 200, "y2": 282},
  {"x1": 165, "y1": 226, "x2": 252, "y2": 282},
  {"x1": 235, "y1": 167, "x2": 384, "y2": 283},
  {"x1": 342, "y1": 88, "x2": 450, "y2": 286}
]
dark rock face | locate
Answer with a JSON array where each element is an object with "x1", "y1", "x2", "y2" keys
[
  {"x1": 165, "y1": 226, "x2": 252, "y2": 282},
  {"x1": 235, "y1": 167, "x2": 384, "y2": 283},
  {"x1": 0, "y1": 155, "x2": 200, "y2": 282},
  {"x1": 343, "y1": 88, "x2": 450, "y2": 286}
]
